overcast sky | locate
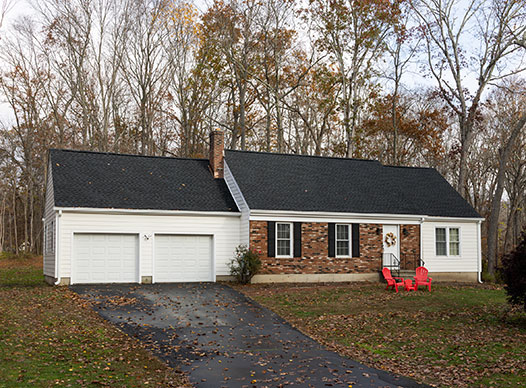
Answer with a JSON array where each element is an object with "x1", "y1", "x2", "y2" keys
[{"x1": 0, "y1": 0, "x2": 487, "y2": 128}]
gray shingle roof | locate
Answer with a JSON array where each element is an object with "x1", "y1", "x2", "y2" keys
[
  {"x1": 49, "y1": 149, "x2": 238, "y2": 212},
  {"x1": 225, "y1": 150, "x2": 481, "y2": 218}
]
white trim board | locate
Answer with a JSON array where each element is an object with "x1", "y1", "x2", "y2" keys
[
  {"x1": 250, "y1": 209, "x2": 483, "y2": 223},
  {"x1": 223, "y1": 161, "x2": 251, "y2": 212},
  {"x1": 55, "y1": 207, "x2": 241, "y2": 217}
]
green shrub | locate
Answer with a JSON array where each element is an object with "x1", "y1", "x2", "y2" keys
[
  {"x1": 229, "y1": 245, "x2": 261, "y2": 284},
  {"x1": 501, "y1": 232, "x2": 526, "y2": 311}
]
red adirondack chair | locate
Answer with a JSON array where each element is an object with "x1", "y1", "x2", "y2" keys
[
  {"x1": 382, "y1": 268, "x2": 404, "y2": 293},
  {"x1": 404, "y1": 279, "x2": 416, "y2": 291},
  {"x1": 414, "y1": 266, "x2": 432, "y2": 291}
]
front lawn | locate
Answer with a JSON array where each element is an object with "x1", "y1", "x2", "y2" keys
[
  {"x1": 0, "y1": 256, "x2": 189, "y2": 387},
  {"x1": 237, "y1": 282, "x2": 526, "y2": 388}
]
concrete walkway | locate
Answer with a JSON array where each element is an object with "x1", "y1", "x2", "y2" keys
[{"x1": 72, "y1": 283, "x2": 429, "y2": 388}]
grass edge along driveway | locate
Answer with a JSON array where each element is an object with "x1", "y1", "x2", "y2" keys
[
  {"x1": 0, "y1": 257, "x2": 189, "y2": 387},
  {"x1": 235, "y1": 282, "x2": 526, "y2": 388}
]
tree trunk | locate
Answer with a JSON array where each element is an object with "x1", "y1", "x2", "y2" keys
[{"x1": 487, "y1": 115, "x2": 526, "y2": 275}]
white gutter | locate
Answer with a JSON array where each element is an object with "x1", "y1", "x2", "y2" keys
[
  {"x1": 54, "y1": 210, "x2": 62, "y2": 285},
  {"x1": 477, "y1": 220, "x2": 483, "y2": 284},
  {"x1": 54, "y1": 207, "x2": 241, "y2": 217},
  {"x1": 250, "y1": 209, "x2": 484, "y2": 223}
]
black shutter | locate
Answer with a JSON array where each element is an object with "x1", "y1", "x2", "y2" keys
[
  {"x1": 328, "y1": 223, "x2": 335, "y2": 257},
  {"x1": 267, "y1": 221, "x2": 276, "y2": 257},
  {"x1": 352, "y1": 223, "x2": 360, "y2": 257},
  {"x1": 293, "y1": 222, "x2": 302, "y2": 257}
]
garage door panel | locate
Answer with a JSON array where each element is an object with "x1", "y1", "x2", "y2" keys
[
  {"x1": 154, "y1": 235, "x2": 212, "y2": 283},
  {"x1": 73, "y1": 234, "x2": 138, "y2": 284}
]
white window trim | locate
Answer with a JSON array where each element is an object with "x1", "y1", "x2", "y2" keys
[
  {"x1": 335, "y1": 224, "x2": 351, "y2": 258},
  {"x1": 435, "y1": 226, "x2": 461, "y2": 257},
  {"x1": 44, "y1": 219, "x2": 56, "y2": 255},
  {"x1": 276, "y1": 222, "x2": 293, "y2": 258},
  {"x1": 44, "y1": 223, "x2": 48, "y2": 254}
]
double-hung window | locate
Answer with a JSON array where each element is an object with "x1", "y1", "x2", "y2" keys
[
  {"x1": 336, "y1": 224, "x2": 350, "y2": 257},
  {"x1": 435, "y1": 227, "x2": 460, "y2": 256},
  {"x1": 276, "y1": 223, "x2": 292, "y2": 257},
  {"x1": 44, "y1": 220, "x2": 55, "y2": 255}
]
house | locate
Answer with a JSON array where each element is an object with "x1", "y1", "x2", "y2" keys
[{"x1": 43, "y1": 131, "x2": 483, "y2": 285}]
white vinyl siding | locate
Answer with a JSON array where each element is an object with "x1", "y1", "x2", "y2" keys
[
  {"x1": 336, "y1": 224, "x2": 350, "y2": 257},
  {"x1": 43, "y1": 161, "x2": 56, "y2": 277},
  {"x1": 276, "y1": 223, "x2": 292, "y2": 257},
  {"x1": 56, "y1": 211, "x2": 240, "y2": 282},
  {"x1": 423, "y1": 221, "x2": 477, "y2": 272}
]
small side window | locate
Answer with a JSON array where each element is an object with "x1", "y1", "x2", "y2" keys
[
  {"x1": 449, "y1": 228, "x2": 460, "y2": 256},
  {"x1": 45, "y1": 220, "x2": 55, "y2": 255},
  {"x1": 436, "y1": 228, "x2": 447, "y2": 256}
]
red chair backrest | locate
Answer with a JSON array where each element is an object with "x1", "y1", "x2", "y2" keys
[
  {"x1": 415, "y1": 266, "x2": 428, "y2": 281},
  {"x1": 382, "y1": 268, "x2": 393, "y2": 281}
]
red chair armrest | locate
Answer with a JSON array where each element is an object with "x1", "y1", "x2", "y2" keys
[{"x1": 428, "y1": 277, "x2": 432, "y2": 281}]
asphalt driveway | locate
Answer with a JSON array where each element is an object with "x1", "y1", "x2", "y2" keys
[{"x1": 72, "y1": 283, "x2": 428, "y2": 388}]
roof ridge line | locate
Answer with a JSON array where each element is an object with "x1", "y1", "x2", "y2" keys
[
  {"x1": 225, "y1": 149, "x2": 381, "y2": 163},
  {"x1": 383, "y1": 164, "x2": 434, "y2": 170},
  {"x1": 49, "y1": 148, "x2": 208, "y2": 161}
]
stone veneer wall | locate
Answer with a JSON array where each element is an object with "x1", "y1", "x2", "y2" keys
[{"x1": 250, "y1": 221, "x2": 389, "y2": 275}]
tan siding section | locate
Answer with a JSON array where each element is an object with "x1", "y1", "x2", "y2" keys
[
  {"x1": 43, "y1": 161, "x2": 55, "y2": 277},
  {"x1": 421, "y1": 221, "x2": 478, "y2": 272},
  {"x1": 58, "y1": 212, "x2": 241, "y2": 280}
]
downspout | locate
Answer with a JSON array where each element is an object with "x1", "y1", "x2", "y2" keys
[
  {"x1": 42, "y1": 217, "x2": 45, "y2": 271},
  {"x1": 419, "y1": 217, "x2": 425, "y2": 266},
  {"x1": 477, "y1": 220, "x2": 483, "y2": 284},
  {"x1": 54, "y1": 210, "x2": 62, "y2": 285}
]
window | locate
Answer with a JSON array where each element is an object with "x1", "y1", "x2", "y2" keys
[
  {"x1": 336, "y1": 224, "x2": 350, "y2": 257},
  {"x1": 449, "y1": 228, "x2": 460, "y2": 256},
  {"x1": 436, "y1": 228, "x2": 447, "y2": 256},
  {"x1": 44, "y1": 220, "x2": 55, "y2": 255},
  {"x1": 276, "y1": 223, "x2": 292, "y2": 257},
  {"x1": 435, "y1": 227, "x2": 460, "y2": 256}
]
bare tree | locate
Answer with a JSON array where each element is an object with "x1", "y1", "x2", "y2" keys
[
  {"x1": 411, "y1": 0, "x2": 526, "y2": 198},
  {"x1": 485, "y1": 79, "x2": 526, "y2": 275}
]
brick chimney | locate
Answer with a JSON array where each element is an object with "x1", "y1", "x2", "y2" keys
[{"x1": 209, "y1": 130, "x2": 224, "y2": 178}]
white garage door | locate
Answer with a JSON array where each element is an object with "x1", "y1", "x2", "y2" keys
[
  {"x1": 154, "y1": 235, "x2": 213, "y2": 283},
  {"x1": 73, "y1": 234, "x2": 139, "y2": 284}
]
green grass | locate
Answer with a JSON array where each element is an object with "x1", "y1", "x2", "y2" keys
[
  {"x1": 0, "y1": 257, "x2": 188, "y2": 387},
  {"x1": 239, "y1": 282, "x2": 526, "y2": 388}
]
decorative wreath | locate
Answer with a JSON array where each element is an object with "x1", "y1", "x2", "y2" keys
[{"x1": 385, "y1": 232, "x2": 397, "y2": 247}]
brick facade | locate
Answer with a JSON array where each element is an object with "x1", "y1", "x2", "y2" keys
[
  {"x1": 400, "y1": 224, "x2": 421, "y2": 269},
  {"x1": 209, "y1": 130, "x2": 224, "y2": 178},
  {"x1": 250, "y1": 221, "x2": 422, "y2": 275}
]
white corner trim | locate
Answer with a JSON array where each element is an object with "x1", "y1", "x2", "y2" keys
[
  {"x1": 477, "y1": 220, "x2": 483, "y2": 283},
  {"x1": 54, "y1": 207, "x2": 241, "y2": 217},
  {"x1": 223, "y1": 161, "x2": 251, "y2": 213}
]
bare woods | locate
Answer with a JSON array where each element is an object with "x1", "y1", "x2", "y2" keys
[{"x1": 0, "y1": 0, "x2": 525, "y2": 276}]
